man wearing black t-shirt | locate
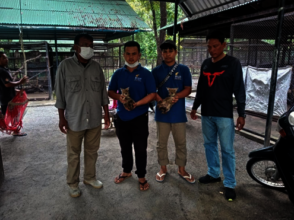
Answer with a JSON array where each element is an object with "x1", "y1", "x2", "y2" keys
[
  {"x1": 190, "y1": 31, "x2": 246, "y2": 201},
  {"x1": 0, "y1": 52, "x2": 28, "y2": 136}
]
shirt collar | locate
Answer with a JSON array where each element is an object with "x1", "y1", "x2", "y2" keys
[
  {"x1": 123, "y1": 63, "x2": 142, "y2": 72},
  {"x1": 0, "y1": 65, "x2": 8, "y2": 70},
  {"x1": 73, "y1": 53, "x2": 92, "y2": 66},
  {"x1": 161, "y1": 61, "x2": 177, "y2": 69}
]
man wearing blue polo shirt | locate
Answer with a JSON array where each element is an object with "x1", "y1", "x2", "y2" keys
[
  {"x1": 153, "y1": 40, "x2": 195, "y2": 184},
  {"x1": 108, "y1": 41, "x2": 156, "y2": 191}
]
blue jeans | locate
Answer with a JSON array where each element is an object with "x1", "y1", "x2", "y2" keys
[{"x1": 201, "y1": 116, "x2": 236, "y2": 188}]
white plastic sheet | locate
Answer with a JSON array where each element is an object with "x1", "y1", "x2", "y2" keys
[
  {"x1": 242, "y1": 66, "x2": 248, "y2": 84},
  {"x1": 245, "y1": 66, "x2": 292, "y2": 116}
]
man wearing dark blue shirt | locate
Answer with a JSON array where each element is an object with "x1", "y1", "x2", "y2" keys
[
  {"x1": 152, "y1": 40, "x2": 195, "y2": 184},
  {"x1": 108, "y1": 41, "x2": 156, "y2": 191}
]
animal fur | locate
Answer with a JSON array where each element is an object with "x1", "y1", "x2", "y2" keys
[
  {"x1": 121, "y1": 87, "x2": 135, "y2": 110},
  {"x1": 157, "y1": 87, "x2": 178, "y2": 114}
]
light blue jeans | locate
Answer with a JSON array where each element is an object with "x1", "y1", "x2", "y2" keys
[{"x1": 201, "y1": 116, "x2": 236, "y2": 189}]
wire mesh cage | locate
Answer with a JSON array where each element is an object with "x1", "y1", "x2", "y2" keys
[
  {"x1": 230, "y1": 11, "x2": 294, "y2": 106},
  {"x1": 178, "y1": 38, "x2": 230, "y2": 75},
  {"x1": 178, "y1": 38, "x2": 207, "y2": 75},
  {"x1": 52, "y1": 42, "x2": 156, "y2": 88},
  {"x1": 0, "y1": 42, "x2": 52, "y2": 100},
  {"x1": 230, "y1": 12, "x2": 294, "y2": 67},
  {"x1": 177, "y1": 10, "x2": 294, "y2": 139},
  {"x1": 54, "y1": 43, "x2": 124, "y2": 85}
]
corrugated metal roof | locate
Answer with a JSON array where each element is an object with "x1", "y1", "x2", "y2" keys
[
  {"x1": 180, "y1": 0, "x2": 259, "y2": 19},
  {"x1": 158, "y1": 0, "x2": 259, "y2": 31},
  {"x1": 0, "y1": 0, "x2": 149, "y2": 29}
]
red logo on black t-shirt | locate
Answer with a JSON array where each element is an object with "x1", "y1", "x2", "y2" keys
[{"x1": 203, "y1": 71, "x2": 225, "y2": 87}]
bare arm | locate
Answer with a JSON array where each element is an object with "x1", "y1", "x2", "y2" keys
[
  {"x1": 190, "y1": 109, "x2": 198, "y2": 120},
  {"x1": 58, "y1": 108, "x2": 68, "y2": 134},
  {"x1": 108, "y1": 90, "x2": 121, "y2": 101},
  {"x1": 108, "y1": 90, "x2": 127, "y2": 104},
  {"x1": 5, "y1": 76, "x2": 28, "y2": 88},
  {"x1": 173, "y1": 86, "x2": 191, "y2": 103},
  {"x1": 134, "y1": 93, "x2": 156, "y2": 107},
  {"x1": 155, "y1": 93, "x2": 162, "y2": 102},
  {"x1": 102, "y1": 105, "x2": 110, "y2": 129}
]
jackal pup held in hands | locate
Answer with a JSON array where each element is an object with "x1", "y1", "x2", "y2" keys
[
  {"x1": 157, "y1": 87, "x2": 178, "y2": 114},
  {"x1": 121, "y1": 87, "x2": 135, "y2": 110}
]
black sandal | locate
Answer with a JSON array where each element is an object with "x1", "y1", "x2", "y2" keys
[
  {"x1": 114, "y1": 173, "x2": 131, "y2": 184},
  {"x1": 12, "y1": 132, "x2": 27, "y2": 136},
  {"x1": 139, "y1": 180, "x2": 149, "y2": 191}
]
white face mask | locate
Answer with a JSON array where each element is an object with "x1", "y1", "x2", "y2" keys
[
  {"x1": 79, "y1": 47, "x2": 94, "y2": 60},
  {"x1": 125, "y1": 61, "x2": 139, "y2": 68}
]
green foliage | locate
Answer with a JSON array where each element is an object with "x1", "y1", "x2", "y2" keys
[
  {"x1": 111, "y1": 0, "x2": 184, "y2": 60},
  {"x1": 0, "y1": 39, "x2": 13, "y2": 54},
  {"x1": 262, "y1": 39, "x2": 275, "y2": 45}
]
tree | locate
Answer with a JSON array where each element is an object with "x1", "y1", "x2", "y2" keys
[
  {"x1": 124, "y1": 0, "x2": 184, "y2": 64},
  {"x1": 150, "y1": 1, "x2": 166, "y2": 65}
]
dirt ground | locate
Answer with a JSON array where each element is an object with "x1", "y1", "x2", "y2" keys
[{"x1": 0, "y1": 105, "x2": 293, "y2": 220}]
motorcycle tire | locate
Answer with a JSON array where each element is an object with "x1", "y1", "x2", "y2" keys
[{"x1": 246, "y1": 158, "x2": 285, "y2": 189}]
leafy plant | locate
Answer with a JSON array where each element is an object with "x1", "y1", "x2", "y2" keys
[{"x1": 111, "y1": 0, "x2": 185, "y2": 64}]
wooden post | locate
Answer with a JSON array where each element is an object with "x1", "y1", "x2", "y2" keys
[
  {"x1": 119, "y1": 46, "x2": 122, "y2": 68},
  {"x1": 178, "y1": 34, "x2": 180, "y2": 63},
  {"x1": 45, "y1": 42, "x2": 52, "y2": 100},
  {"x1": 0, "y1": 147, "x2": 4, "y2": 187},
  {"x1": 173, "y1": 0, "x2": 179, "y2": 42}
]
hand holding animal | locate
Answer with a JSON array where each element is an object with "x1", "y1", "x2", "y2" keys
[
  {"x1": 120, "y1": 87, "x2": 135, "y2": 111},
  {"x1": 157, "y1": 87, "x2": 178, "y2": 114}
]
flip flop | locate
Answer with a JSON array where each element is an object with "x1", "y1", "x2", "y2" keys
[
  {"x1": 139, "y1": 180, "x2": 149, "y2": 191},
  {"x1": 12, "y1": 132, "x2": 27, "y2": 136},
  {"x1": 178, "y1": 173, "x2": 196, "y2": 184},
  {"x1": 156, "y1": 172, "x2": 167, "y2": 183},
  {"x1": 114, "y1": 173, "x2": 132, "y2": 184}
]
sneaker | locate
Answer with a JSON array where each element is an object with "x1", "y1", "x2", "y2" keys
[
  {"x1": 68, "y1": 186, "x2": 81, "y2": 198},
  {"x1": 83, "y1": 179, "x2": 103, "y2": 189},
  {"x1": 198, "y1": 174, "x2": 221, "y2": 184},
  {"x1": 225, "y1": 187, "x2": 236, "y2": 201}
]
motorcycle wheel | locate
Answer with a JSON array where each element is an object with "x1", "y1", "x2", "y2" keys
[{"x1": 246, "y1": 158, "x2": 285, "y2": 189}]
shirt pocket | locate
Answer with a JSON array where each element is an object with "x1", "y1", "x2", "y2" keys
[
  {"x1": 90, "y1": 76, "x2": 101, "y2": 92},
  {"x1": 67, "y1": 76, "x2": 81, "y2": 93}
]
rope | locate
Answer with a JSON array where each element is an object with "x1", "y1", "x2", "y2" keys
[{"x1": 8, "y1": 99, "x2": 29, "y2": 107}]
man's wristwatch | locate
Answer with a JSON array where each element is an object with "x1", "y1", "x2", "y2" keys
[{"x1": 240, "y1": 114, "x2": 246, "y2": 118}]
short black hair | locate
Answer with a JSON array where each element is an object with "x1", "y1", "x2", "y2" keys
[
  {"x1": 74, "y1": 33, "x2": 93, "y2": 45},
  {"x1": 160, "y1": 44, "x2": 176, "y2": 51},
  {"x1": 206, "y1": 30, "x2": 225, "y2": 44},
  {"x1": 124, "y1": 41, "x2": 140, "y2": 53},
  {"x1": 160, "y1": 40, "x2": 177, "y2": 51}
]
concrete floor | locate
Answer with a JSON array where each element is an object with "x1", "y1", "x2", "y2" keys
[{"x1": 0, "y1": 105, "x2": 293, "y2": 220}]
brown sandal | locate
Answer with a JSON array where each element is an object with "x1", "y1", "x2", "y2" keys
[
  {"x1": 139, "y1": 180, "x2": 149, "y2": 191},
  {"x1": 114, "y1": 173, "x2": 132, "y2": 184}
]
